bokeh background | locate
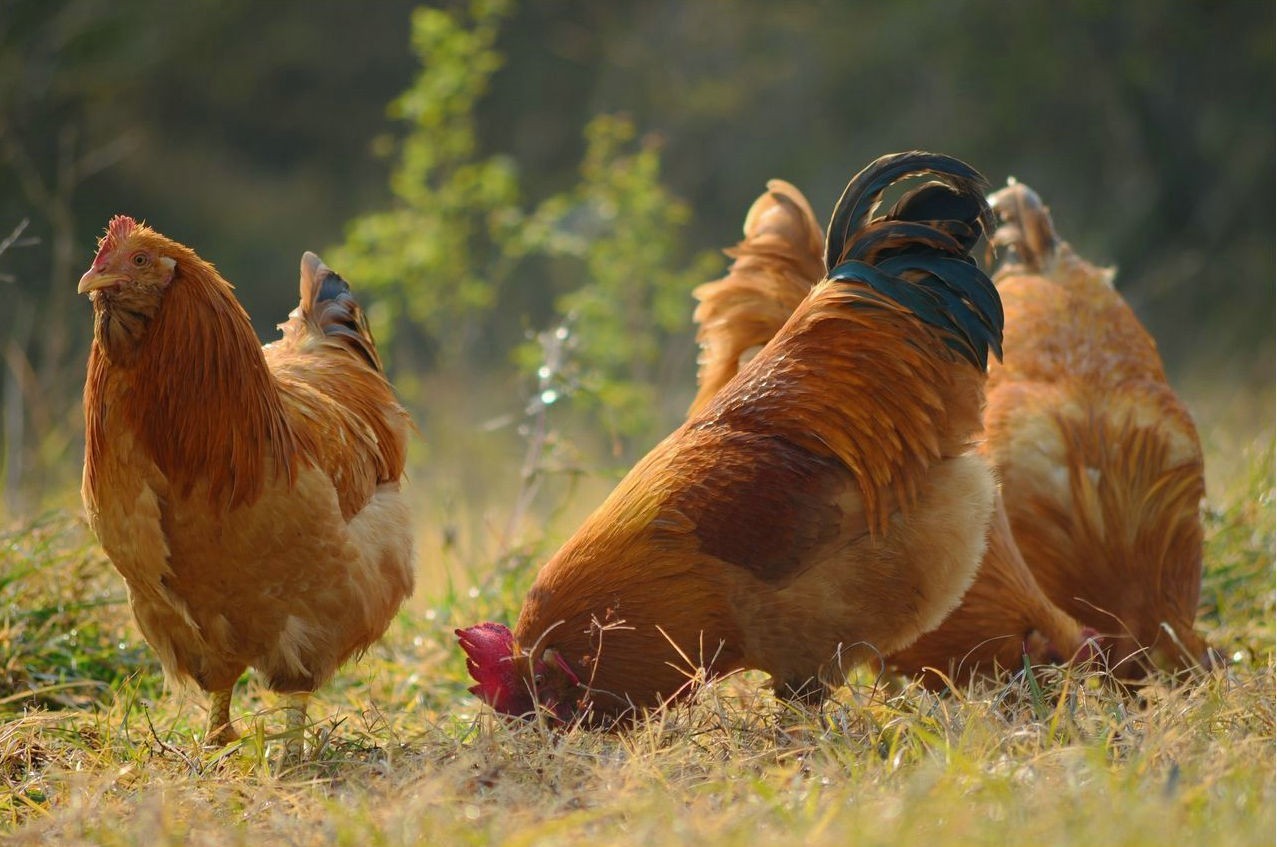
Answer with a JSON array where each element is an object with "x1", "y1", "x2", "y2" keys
[{"x1": 1, "y1": 0, "x2": 1272, "y2": 531}]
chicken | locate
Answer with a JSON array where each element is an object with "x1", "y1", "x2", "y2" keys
[
  {"x1": 689, "y1": 179, "x2": 1095, "y2": 688},
  {"x1": 983, "y1": 181, "x2": 1215, "y2": 677},
  {"x1": 458, "y1": 151, "x2": 1002, "y2": 723},
  {"x1": 79, "y1": 216, "x2": 414, "y2": 746}
]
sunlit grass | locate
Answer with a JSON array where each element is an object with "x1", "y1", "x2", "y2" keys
[{"x1": 0, "y1": 398, "x2": 1272, "y2": 845}]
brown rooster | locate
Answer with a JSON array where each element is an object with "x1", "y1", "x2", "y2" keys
[
  {"x1": 458, "y1": 152, "x2": 1002, "y2": 724},
  {"x1": 80, "y1": 216, "x2": 414, "y2": 746},
  {"x1": 983, "y1": 181, "x2": 1216, "y2": 678},
  {"x1": 690, "y1": 179, "x2": 1095, "y2": 688}
]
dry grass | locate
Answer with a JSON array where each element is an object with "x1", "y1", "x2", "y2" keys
[
  {"x1": 0, "y1": 406, "x2": 1272, "y2": 846},
  {"x1": 1, "y1": 659, "x2": 1272, "y2": 846}
]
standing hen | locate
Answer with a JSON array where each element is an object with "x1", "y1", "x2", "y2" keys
[
  {"x1": 690, "y1": 179, "x2": 1094, "y2": 688},
  {"x1": 80, "y1": 216, "x2": 414, "y2": 746},
  {"x1": 459, "y1": 152, "x2": 1002, "y2": 723},
  {"x1": 983, "y1": 181, "x2": 1215, "y2": 677}
]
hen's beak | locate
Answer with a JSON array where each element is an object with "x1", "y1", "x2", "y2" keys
[{"x1": 77, "y1": 268, "x2": 124, "y2": 294}]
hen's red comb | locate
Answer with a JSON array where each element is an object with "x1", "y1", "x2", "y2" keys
[{"x1": 94, "y1": 215, "x2": 138, "y2": 265}]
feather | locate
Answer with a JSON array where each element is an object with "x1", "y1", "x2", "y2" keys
[
  {"x1": 824, "y1": 152, "x2": 1002, "y2": 370},
  {"x1": 117, "y1": 254, "x2": 304, "y2": 510},
  {"x1": 287, "y1": 251, "x2": 385, "y2": 373},
  {"x1": 824, "y1": 151, "x2": 990, "y2": 270},
  {"x1": 988, "y1": 179, "x2": 1061, "y2": 272}
]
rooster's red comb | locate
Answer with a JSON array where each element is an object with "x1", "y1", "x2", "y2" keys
[
  {"x1": 94, "y1": 215, "x2": 138, "y2": 265},
  {"x1": 456, "y1": 622, "x2": 522, "y2": 710}
]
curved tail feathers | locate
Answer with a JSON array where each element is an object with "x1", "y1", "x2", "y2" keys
[
  {"x1": 825, "y1": 151, "x2": 1003, "y2": 370},
  {"x1": 279, "y1": 251, "x2": 386, "y2": 373},
  {"x1": 690, "y1": 180, "x2": 825, "y2": 416}
]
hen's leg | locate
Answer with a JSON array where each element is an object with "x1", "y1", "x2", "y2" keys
[
  {"x1": 204, "y1": 688, "x2": 239, "y2": 747},
  {"x1": 281, "y1": 692, "x2": 310, "y2": 762}
]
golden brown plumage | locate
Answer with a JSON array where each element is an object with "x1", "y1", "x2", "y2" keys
[
  {"x1": 984, "y1": 181, "x2": 1214, "y2": 678},
  {"x1": 884, "y1": 493, "x2": 1096, "y2": 686},
  {"x1": 690, "y1": 178, "x2": 1094, "y2": 688},
  {"x1": 459, "y1": 152, "x2": 1001, "y2": 723},
  {"x1": 80, "y1": 217, "x2": 413, "y2": 745},
  {"x1": 689, "y1": 179, "x2": 825, "y2": 416}
]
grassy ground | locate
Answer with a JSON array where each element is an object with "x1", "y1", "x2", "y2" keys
[{"x1": 0, "y1": 408, "x2": 1272, "y2": 845}]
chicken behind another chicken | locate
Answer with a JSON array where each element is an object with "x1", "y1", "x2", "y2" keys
[
  {"x1": 984, "y1": 181, "x2": 1215, "y2": 677},
  {"x1": 80, "y1": 217, "x2": 414, "y2": 746},
  {"x1": 689, "y1": 179, "x2": 825, "y2": 417}
]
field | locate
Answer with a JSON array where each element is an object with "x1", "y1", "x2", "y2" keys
[
  {"x1": 1, "y1": 2, "x2": 1271, "y2": 843},
  {"x1": 0, "y1": 382, "x2": 1272, "y2": 847}
]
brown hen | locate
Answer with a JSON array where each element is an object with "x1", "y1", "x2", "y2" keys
[
  {"x1": 984, "y1": 181, "x2": 1215, "y2": 677},
  {"x1": 80, "y1": 217, "x2": 413, "y2": 746}
]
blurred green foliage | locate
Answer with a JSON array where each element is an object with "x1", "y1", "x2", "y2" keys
[
  {"x1": 331, "y1": 0, "x2": 519, "y2": 371},
  {"x1": 506, "y1": 115, "x2": 720, "y2": 440},
  {"x1": 0, "y1": 513, "x2": 158, "y2": 711},
  {"x1": 1200, "y1": 443, "x2": 1275, "y2": 664},
  {"x1": 333, "y1": 1, "x2": 717, "y2": 440}
]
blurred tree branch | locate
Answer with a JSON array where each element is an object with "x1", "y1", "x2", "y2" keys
[
  {"x1": 0, "y1": 218, "x2": 37, "y2": 516},
  {"x1": 0, "y1": 219, "x2": 37, "y2": 283},
  {"x1": 0, "y1": 125, "x2": 136, "y2": 514}
]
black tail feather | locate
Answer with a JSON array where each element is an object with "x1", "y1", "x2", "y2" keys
[
  {"x1": 823, "y1": 152, "x2": 1002, "y2": 370},
  {"x1": 889, "y1": 182, "x2": 987, "y2": 255},
  {"x1": 824, "y1": 151, "x2": 990, "y2": 270},
  {"x1": 298, "y1": 251, "x2": 384, "y2": 373}
]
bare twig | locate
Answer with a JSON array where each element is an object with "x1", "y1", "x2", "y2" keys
[
  {"x1": 0, "y1": 218, "x2": 35, "y2": 257},
  {"x1": 72, "y1": 131, "x2": 140, "y2": 183},
  {"x1": 498, "y1": 314, "x2": 581, "y2": 559},
  {"x1": 0, "y1": 219, "x2": 39, "y2": 285},
  {"x1": 142, "y1": 701, "x2": 201, "y2": 774}
]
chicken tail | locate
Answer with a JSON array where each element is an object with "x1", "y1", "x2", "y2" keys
[
  {"x1": 825, "y1": 151, "x2": 1003, "y2": 369},
  {"x1": 287, "y1": 251, "x2": 385, "y2": 373},
  {"x1": 689, "y1": 179, "x2": 825, "y2": 416},
  {"x1": 987, "y1": 178, "x2": 1060, "y2": 273}
]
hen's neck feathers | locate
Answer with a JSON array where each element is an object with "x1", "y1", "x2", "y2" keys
[{"x1": 85, "y1": 258, "x2": 304, "y2": 510}]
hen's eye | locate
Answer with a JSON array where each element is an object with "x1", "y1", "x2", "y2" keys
[{"x1": 131, "y1": 253, "x2": 148, "y2": 267}]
